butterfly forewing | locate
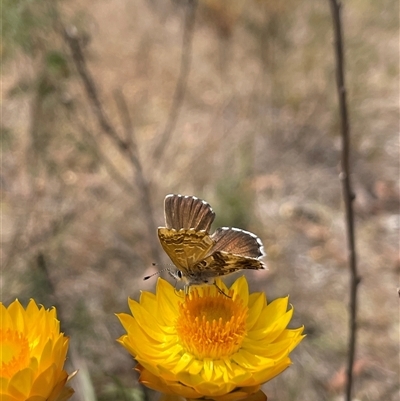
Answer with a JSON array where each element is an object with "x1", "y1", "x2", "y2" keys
[
  {"x1": 210, "y1": 227, "x2": 265, "y2": 259},
  {"x1": 164, "y1": 194, "x2": 215, "y2": 231},
  {"x1": 157, "y1": 227, "x2": 214, "y2": 271}
]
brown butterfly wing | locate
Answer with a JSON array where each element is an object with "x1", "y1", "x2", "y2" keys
[
  {"x1": 164, "y1": 194, "x2": 215, "y2": 232},
  {"x1": 158, "y1": 227, "x2": 214, "y2": 272},
  {"x1": 185, "y1": 227, "x2": 266, "y2": 280},
  {"x1": 160, "y1": 195, "x2": 266, "y2": 286},
  {"x1": 191, "y1": 251, "x2": 266, "y2": 280},
  {"x1": 210, "y1": 227, "x2": 265, "y2": 259}
]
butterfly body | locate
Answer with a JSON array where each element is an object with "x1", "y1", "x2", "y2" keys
[{"x1": 158, "y1": 194, "x2": 266, "y2": 292}]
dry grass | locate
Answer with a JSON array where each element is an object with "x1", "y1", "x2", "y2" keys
[{"x1": 1, "y1": 0, "x2": 399, "y2": 400}]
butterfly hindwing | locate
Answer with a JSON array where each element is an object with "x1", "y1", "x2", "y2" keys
[
  {"x1": 210, "y1": 227, "x2": 265, "y2": 259},
  {"x1": 192, "y1": 251, "x2": 265, "y2": 277}
]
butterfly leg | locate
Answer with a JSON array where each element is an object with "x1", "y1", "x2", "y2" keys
[
  {"x1": 213, "y1": 281, "x2": 232, "y2": 298},
  {"x1": 184, "y1": 285, "x2": 191, "y2": 297}
]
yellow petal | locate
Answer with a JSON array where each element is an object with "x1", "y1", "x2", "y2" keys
[
  {"x1": 193, "y1": 380, "x2": 236, "y2": 397},
  {"x1": 116, "y1": 312, "x2": 136, "y2": 333},
  {"x1": 39, "y1": 338, "x2": 54, "y2": 371},
  {"x1": 0, "y1": 394, "x2": 21, "y2": 401},
  {"x1": 230, "y1": 276, "x2": 249, "y2": 306},
  {"x1": 169, "y1": 352, "x2": 194, "y2": 374},
  {"x1": 139, "y1": 291, "x2": 157, "y2": 311},
  {"x1": 52, "y1": 335, "x2": 69, "y2": 371},
  {"x1": 139, "y1": 367, "x2": 200, "y2": 398},
  {"x1": 30, "y1": 364, "x2": 57, "y2": 397},
  {"x1": 213, "y1": 387, "x2": 264, "y2": 401},
  {"x1": 187, "y1": 359, "x2": 204, "y2": 375},
  {"x1": 157, "y1": 284, "x2": 181, "y2": 324},
  {"x1": 167, "y1": 381, "x2": 204, "y2": 399},
  {"x1": 251, "y1": 357, "x2": 292, "y2": 384},
  {"x1": 232, "y1": 350, "x2": 275, "y2": 371},
  {"x1": 0, "y1": 377, "x2": 9, "y2": 391},
  {"x1": 251, "y1": 297, "x2": 289, "y2": 332},
  {"x1": 123, "y1": 318, "x2": 175, "y2": 357},
  {"x1": 128, "y1": 300, "x2": 166, "y2": 341},
  {"x1": 25, "y1": 396, "x2": 46, "y2": 401},
  {"x1": 8, "y1": 367, "x2": 33, "y2": 399},
  {"x1": 221, "y1": 360, "x2": 252, "y2": 385},
  {"x1": 0, "y1": 303, "x2": 12, "y2": 329},
  {"x1": 247, "y1": 308, "x2": 293, "y2": 342},
  {"x1": 246, "y1": 293, "x2": 265, "y2": 331},
  {"x1": 8, "y1": 300, "x2": 25, "y2": 333}
]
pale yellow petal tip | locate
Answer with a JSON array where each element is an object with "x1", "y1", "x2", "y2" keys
[
  {"x1": 117, "y1": 276, "x2": 303, "y2": 400},
  {"x1": 67, "y1": 370, "x2": 78, "y2": 383},
  {"x1": 49, "y1": 370, "x2": 78, "y2": 401}
]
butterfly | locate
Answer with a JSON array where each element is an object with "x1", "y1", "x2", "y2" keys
[{"x1": 157, "y1": 194, "x2": 266, "y2": 293}]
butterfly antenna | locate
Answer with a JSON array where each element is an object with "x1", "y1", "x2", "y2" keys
[{"x1": 143, "y1": 267, "x2": 171, "y2": 281}]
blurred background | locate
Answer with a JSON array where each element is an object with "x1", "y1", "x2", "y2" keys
[{"x1": 1, "y1": 0, "x2": 399, "y2": 399}]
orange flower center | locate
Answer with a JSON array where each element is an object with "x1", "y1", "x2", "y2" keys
[
  {"x1": 0, "y1": 329, "x2": 30, "y2": 379},
  {"x1": 176, "y1": 287, "x2": 248, "y2": 359}
]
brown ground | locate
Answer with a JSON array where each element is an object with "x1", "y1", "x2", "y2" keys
[{"x1": 2, "y1": 0, "x2": 399, "y2": 400}]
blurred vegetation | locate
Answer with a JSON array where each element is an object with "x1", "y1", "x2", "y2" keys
[{"x1": 2, "y1": 0, "x2": 398, "y2": 400}]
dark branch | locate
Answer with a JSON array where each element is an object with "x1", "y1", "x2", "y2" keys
[
  {"x1": 113, "y1": 89, "x2": 136, "y2": 156},
  {"x1": 62, "y1": 25, "x2": 161, "y2": 265},
  {"x1": 328, "y1": 1, "x2": 360, "y2": 401},
  {"x1": 152, "y1": 0, "x2": 198, "y2": 160},
  {"x1": 62, "y1": 26, "x2": 128, "y2": 153},
  {"x1": 113, "y1": 89, "x2": 141, "y2": 172},
  {"x1": 76, "y1": 121, "x2": 137, "y2": 195}
]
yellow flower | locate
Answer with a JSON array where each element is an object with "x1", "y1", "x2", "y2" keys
[
  {"x1": 117, "y1": 277, "x2": 304, "y2": 400},
  {"x1": 0, "y1": 299, "x2": 75, "y2": 401}
]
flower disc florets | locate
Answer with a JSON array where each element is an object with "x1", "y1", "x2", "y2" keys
[{"x1": 176, "y1": 287, "x2": 248, "y2": 359}]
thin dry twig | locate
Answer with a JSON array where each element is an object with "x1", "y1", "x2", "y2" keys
[
  {"x1": 62, "y1": 27, "x2": 128, "y2": 153},
  {"x1": 113, "y1": 89, "x2": 139, "y2": 166},
  {"x1": 112, "y1": 89, "x2": 162, "y2": 265},
  {"x1": 62, "y1": 25, "x2": 161, "y2": 265},
  {"x1": 76, "y1": 121, "x2": 137, "y2": 196},
  {"x1": 152, "y1": 0, "x2": 198, "y2": 160},
  {"x1": 328, "y1": 1, "x2": 361, "y2": 401}
]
